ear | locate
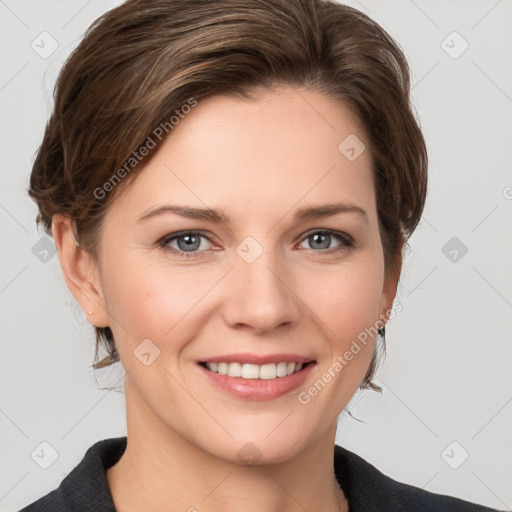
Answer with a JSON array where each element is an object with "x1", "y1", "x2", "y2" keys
[
  {"x1": 378, "y1": 251, "x2": 402, "y2": 326},
  {"x1": 51, "y1": 214, "x2": 110, "y2": 328}
]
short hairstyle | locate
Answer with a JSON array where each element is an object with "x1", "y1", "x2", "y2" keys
[{"x1": 28, "y1": 0, "x2": 428, "y2": 392}]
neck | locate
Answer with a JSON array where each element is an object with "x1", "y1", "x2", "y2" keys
[{"x1": 107, "y1": 380, "x2": 348, "y2": 512}]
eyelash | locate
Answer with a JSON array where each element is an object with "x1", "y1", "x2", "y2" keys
[{"x1": 157, "y1": 229, "x2": 354, "y2": 259}]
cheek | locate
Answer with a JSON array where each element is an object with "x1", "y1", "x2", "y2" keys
[
  {"x1": 99, "y1": 253, "x2": 218, "y2": 359},
  {"x1": 298, "y1": 251, "x2": 385, "y2": 390},
  {"x1": 299, "y1": 254, "x2": 385, "y2": 340}
]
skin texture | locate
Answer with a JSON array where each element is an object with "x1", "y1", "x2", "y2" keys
[{"x1": 52, "y1": 85, "x2": 398, "y2": 511}]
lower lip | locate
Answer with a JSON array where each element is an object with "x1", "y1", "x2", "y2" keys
[{"x1": 198, "y1": 363, "x2": 315, "y2": 400}]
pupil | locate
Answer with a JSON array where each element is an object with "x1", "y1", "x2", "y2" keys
[
  {"x1": 179, "y1": 235, "x2": 199, "y2": 251},
  {"x1": 311, "y1": 233, "x2": 330, "y2": 250}
]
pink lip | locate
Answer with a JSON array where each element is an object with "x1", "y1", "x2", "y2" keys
[
  {"x1": 199, "y1": 353, "x2": 313, "y2": 365},
  {"x1": 197, "y1": 360, "x2": 316, "y2": 401}
]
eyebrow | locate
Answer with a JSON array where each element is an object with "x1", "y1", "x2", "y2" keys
[{"x1": 137, "y1": 202, "x2": 368, "y2": 224}]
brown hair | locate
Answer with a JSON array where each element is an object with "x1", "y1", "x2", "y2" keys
[{"x1": 28, "y1": 0, "x2": 427, "y2": 392}]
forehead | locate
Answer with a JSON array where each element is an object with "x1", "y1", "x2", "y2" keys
[{"x1": 105, "y1": 86, "x2": 376, "y2": 226}]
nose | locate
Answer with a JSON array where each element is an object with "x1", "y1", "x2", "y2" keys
[{"x1": 221, "y1": 248, "x2": 302, "y2": 335}]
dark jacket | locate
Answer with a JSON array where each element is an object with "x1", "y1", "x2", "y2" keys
[{"x1": 18, "y1": 436, "x2": 503, "y2": 511}]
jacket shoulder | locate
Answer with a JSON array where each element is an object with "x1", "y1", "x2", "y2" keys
[
  {"x1": 334, "y1": 444, "x2": 504, "y2": 511},
  {"x1": 17, "y1": 437, "x2": 125, "y2": 512},
  {"x1": 17, "y1": 489, "x2": 66, "y2": 512}
]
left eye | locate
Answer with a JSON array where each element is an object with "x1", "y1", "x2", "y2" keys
[{"x1": 297, "y1": 230, "x2": 353, "y2": 252}]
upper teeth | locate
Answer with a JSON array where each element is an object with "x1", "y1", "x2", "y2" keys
[{"x1": 205, "y1": 362, "x2": 303, "y2": 379}]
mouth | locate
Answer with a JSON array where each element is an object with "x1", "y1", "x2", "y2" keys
[
  {"x1": 199, "y1": 361, "x2": 310, "y2": 379},
  {"x1": 197, "y1": 354, "x2": 316, "y2": 400}
]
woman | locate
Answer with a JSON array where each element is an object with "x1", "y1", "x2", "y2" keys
[{"x1": 20, "y1": 0, "x2": 503, "y2": 510}]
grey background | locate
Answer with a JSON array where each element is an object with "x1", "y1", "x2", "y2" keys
[{"x1": 1, "y1": 0, "x2": 511, "y2": 510}]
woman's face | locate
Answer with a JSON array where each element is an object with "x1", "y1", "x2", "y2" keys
[{"x1": 91, "y1": 85, "x2": 396, "y2": 464}]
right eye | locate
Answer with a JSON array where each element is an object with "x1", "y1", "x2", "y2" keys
[{"x1": 158, "y1": 231, "x2": 215, "y2": 258}]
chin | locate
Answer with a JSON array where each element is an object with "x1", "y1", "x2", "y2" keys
[{"x1": 198, "y1": 421, "x2": 317, "y2": 467}]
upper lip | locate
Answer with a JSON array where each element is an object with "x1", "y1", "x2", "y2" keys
[{"x1": 199, "y1": 353, "x2": 314, "y2": 365}]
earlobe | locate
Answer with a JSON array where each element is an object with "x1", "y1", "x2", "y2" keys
[{"x1": 51, "y1": 215, "x2": 110, "y2": 328}]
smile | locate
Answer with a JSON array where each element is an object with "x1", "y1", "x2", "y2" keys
[
  {"x1": 197, "y1": 355, "x2": 316, "y2": 400},
  {"x1": 203, "y1": 361, "x2": 304, "y2": 379}
]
